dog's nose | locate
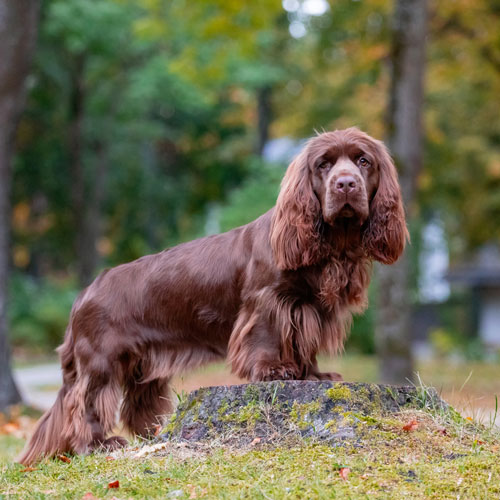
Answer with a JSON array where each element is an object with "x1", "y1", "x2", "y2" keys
[{"x1": 335, "y1": 175, "x2": 357, "y2": 193}]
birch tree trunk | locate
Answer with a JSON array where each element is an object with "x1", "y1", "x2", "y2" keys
[
  {"x1": 376, "y1": 0, "x2": 427, "y2": 384},
  {"x1": 0, "y1": 0, "x2": 40, "y2": 411}
]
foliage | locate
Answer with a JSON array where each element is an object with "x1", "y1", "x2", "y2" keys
[
  {"x1": 8, "y1": 0, "x2": 500, "y2": 350},
  {"x1": 7, "y1": 274, "x2": 77, "y2": 351}
]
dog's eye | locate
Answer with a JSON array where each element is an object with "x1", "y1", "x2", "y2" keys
[
  {"x1": 318, "y1": 161, "x2": 331, "y2": 170},
  {"x1": 357, "y1": 156, "x2": 371, "y2": 168}
]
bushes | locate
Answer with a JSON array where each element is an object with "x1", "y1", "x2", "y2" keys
[{"x1": 8, "y1": 274, "x2": 78, "y2": 352}]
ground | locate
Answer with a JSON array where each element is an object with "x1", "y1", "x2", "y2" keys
[{"x1": 1, "y1": 355, "x2": 499, "y2": 499}]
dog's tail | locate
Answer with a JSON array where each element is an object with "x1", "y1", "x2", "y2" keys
[{"x1": 17, "y1": 328, "x2": 76, "y2": 466}]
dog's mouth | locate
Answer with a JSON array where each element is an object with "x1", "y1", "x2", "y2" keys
[
  {"x1": 338, "y1": 204, "x2": 355, "y2": 218},
  {"x1": 324, "y1": 201, "x2": 368, "y2": 225}
]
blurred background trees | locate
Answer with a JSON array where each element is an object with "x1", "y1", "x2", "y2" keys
[
  {"x1": 0, "y1": 0, "x2": 40, "y2": 411},
  {"x1": 2, "y1": 0, "x2": 500, "y2": 387}
]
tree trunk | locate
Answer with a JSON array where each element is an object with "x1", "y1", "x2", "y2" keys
[
  {"x1": 0, "y1": 0, "x2": 40, "y2": 411},
  {"x1": 376, "y1": 0, "x2": 427, "y2": 384},
  {"x1": 256, "y1": 86, "x2": 272, "y2": 156},
  {"x1": 68, "y1": 55, "x2": 97, "y2": 288}
]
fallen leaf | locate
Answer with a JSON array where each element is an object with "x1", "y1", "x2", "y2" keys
[
  {"x1": 21, "y1": 467, "x2": 37, "y2": 473},
  {"x1": 250, "y1": 437, "x2": 261, "y2": 446},
  {"x1": 187, "y1": 484, "x2": 197, "y2": 498},
  {"x1": 105, "y1": 456, "x2": 115, "y2": 461},
  {"x1": 1, "y1": 422, "x2": 20, "y2": 434},
  {"x1": 339, "y1": 467, "x2": 350, "y2": 480},
  {"x1": 153, "y1": 424, "x2": 162, "y2": 437},
  {"x1": 403, "y1": 420, "x2": 418, "y2": 432},
  {"x1": 108, "y1": 480, "x2": 120, "y2": 489},
  {"x1": 81, "y1": 493, "x2": 99, "y2": 500},
  {"x1": 466, "y1": 416, "x2": 473, "y2": 421},
  {"x1": 57, "y1": 454, "x2": 71, "y2": 463}
]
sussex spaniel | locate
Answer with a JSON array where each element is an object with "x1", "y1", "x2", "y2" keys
[{"x1": 19, "y1": 127, "x2": 408, "y2": 465}]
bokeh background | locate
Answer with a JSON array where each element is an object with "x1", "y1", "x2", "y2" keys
[{"x1": 1, "y1": 0, "x2": 500, "y2": 430}]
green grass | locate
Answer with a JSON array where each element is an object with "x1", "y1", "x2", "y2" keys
[
  {"x1": 1, "y1": 425, "x2": 499, "y2": 499},
  {"x1": 2, "y1": 392, "x2": 500, "y2": 499},
  {"x1": 3, "y1": 355, "x2": 500, "y2": 498}
]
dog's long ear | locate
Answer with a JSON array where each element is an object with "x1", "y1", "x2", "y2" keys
[
  {"x1": 270, "y1": 149, "x2": 323, "y2": 270},
  {"x1": 363, "y1": 142, "x2": 409, "y2": 264}
]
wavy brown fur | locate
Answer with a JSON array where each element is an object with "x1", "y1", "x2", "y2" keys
[{"x1": 18, "y1": 127, "x2": 407, "y2": 465}]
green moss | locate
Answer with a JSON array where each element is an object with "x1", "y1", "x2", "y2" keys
[
  {"x1": 217, "y1": 399, "x2": 230, "y2": 418},
  {"x1": 341, "y1": 411, "x2": 378, "y2": 426},
  {"x1": 325, "y1": 383, "x2": 352, "y2": 401},
  {"x1": 325, "y1": 419, "x2": 338, "y2": 433},
  {"x1": 162, "y1": 413, "x2": 178, "y2": 434},
  {"x1": 244, "y1": 384, "x2": 261, "y2": 402},
  {"x1": 219, "y1": 400, "x2": 262, "y2": 428},
  {"x1": 289, "y1": 400, "x2": 322, "y2": 430}
]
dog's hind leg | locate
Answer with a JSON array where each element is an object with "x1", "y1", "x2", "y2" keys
[
  {"x1": 120, "y1": 377, "x2": 172, "y2": 437},
  {"x1": 64, "y1": 361, "x2": 125, "y2": 454}
]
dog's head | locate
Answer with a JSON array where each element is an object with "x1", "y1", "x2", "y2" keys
[{"x1": 270, "y1": 127, "x2": 409, "y2": 269}]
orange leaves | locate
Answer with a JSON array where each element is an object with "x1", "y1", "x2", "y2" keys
[
  {"x1": 21, "y1": 467, "x2": 37, "y2": 473},
  {"x1": 339, "y1": 467, "x2": 351, "y2": 480},
  {"x1": 57, "y1": 454, "x2": 71, "y2": 463},
  {"x1": 187, "y1": 484, "x2": 208, "y2": 498},
  {"x1": 402, "y1": 419, "x2": 419, "y2": 432},
  {"x1": 0, "y1": 422, "x2": 20, "y2": 435},
  {"x1": 0, "y1": 413, "x2": 35, "y2": 439},
  {"x1": 108, "y1": 480, "x2": 120, "y2": 489}
]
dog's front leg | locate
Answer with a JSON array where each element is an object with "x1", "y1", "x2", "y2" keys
[{"x1": 228, "y1": 309, "x2": 300, "y2": 382}]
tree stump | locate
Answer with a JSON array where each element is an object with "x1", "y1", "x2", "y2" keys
[{"x1": 160, "y1": 381, "x2": 447, "y2": 448}]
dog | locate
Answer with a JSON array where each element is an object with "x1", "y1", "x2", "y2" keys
[{"x1": 18, "y1": 127, "x2": 407, "y2": 465}]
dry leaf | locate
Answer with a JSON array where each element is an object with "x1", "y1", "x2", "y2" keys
[
  {"x1": 57, "y1": 454, "x2": 71, "y2": 463},
  {"x1": 187, "y1": 484, "x2": 197, "y2": 499},
  {"x1": 1, "y1": 422, "x2": 20, "y2": 434},
  {"x1": 250, "y1": 437, "x2": 261, "y2": 446},
  {"x1": 403, "y1": 420, "x2": 418, "y2": 432},
  {"x1": 21, "y1": 467, "x2": 37, "y2": 473},
  {"x1": 108, "y1": 480, "x2": 120, "y2": 489},
  {"x1": 339, "y1": 467, "x2": 350, "y2": 480},
  {"x1": 81, "y1": 493, "x2": 99, "y2": 500},
  {"x1": 105, "y1": 456, "x2": 115, "y2": 461},
  {"x1": 153, "y1": 424, "x2": 162, "y2": 437}
]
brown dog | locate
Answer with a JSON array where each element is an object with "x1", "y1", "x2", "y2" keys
[{"x1": 19, "y1": 127, "x2": 407, "y2": 465}]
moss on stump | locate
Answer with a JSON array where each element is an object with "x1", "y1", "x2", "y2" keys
[{"x1": 160, "y1": 381, "x2": 448, "y2": 447}]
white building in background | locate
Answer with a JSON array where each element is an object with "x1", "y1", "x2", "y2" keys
[
  {"x1": 419, "y1": 218, "x2": 450, "y2": 303},
  {"x1": 447, "y1": 244, "x2": 500, "y2": 350}
]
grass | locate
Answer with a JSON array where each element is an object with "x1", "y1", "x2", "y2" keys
[
  {"x1": 3, "y1": 355, "x2": 500, "y2": 498},
  {"x1": 2, "y1": 381, "x2": 500, "y2": 499},
  {"x1": 1, "y1": 412, "x2": 499, "y2": 499}
]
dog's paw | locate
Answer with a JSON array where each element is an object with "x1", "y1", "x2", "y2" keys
[
  {"x1": 318, "y1": 371, "x2": 343, "y2": 381},
  {"x1": 257, "y1": 361, "x2": 300, "y2": 382},
  {"x1": 91, "y1": 435, "x2": 128, "y2": 452}
]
